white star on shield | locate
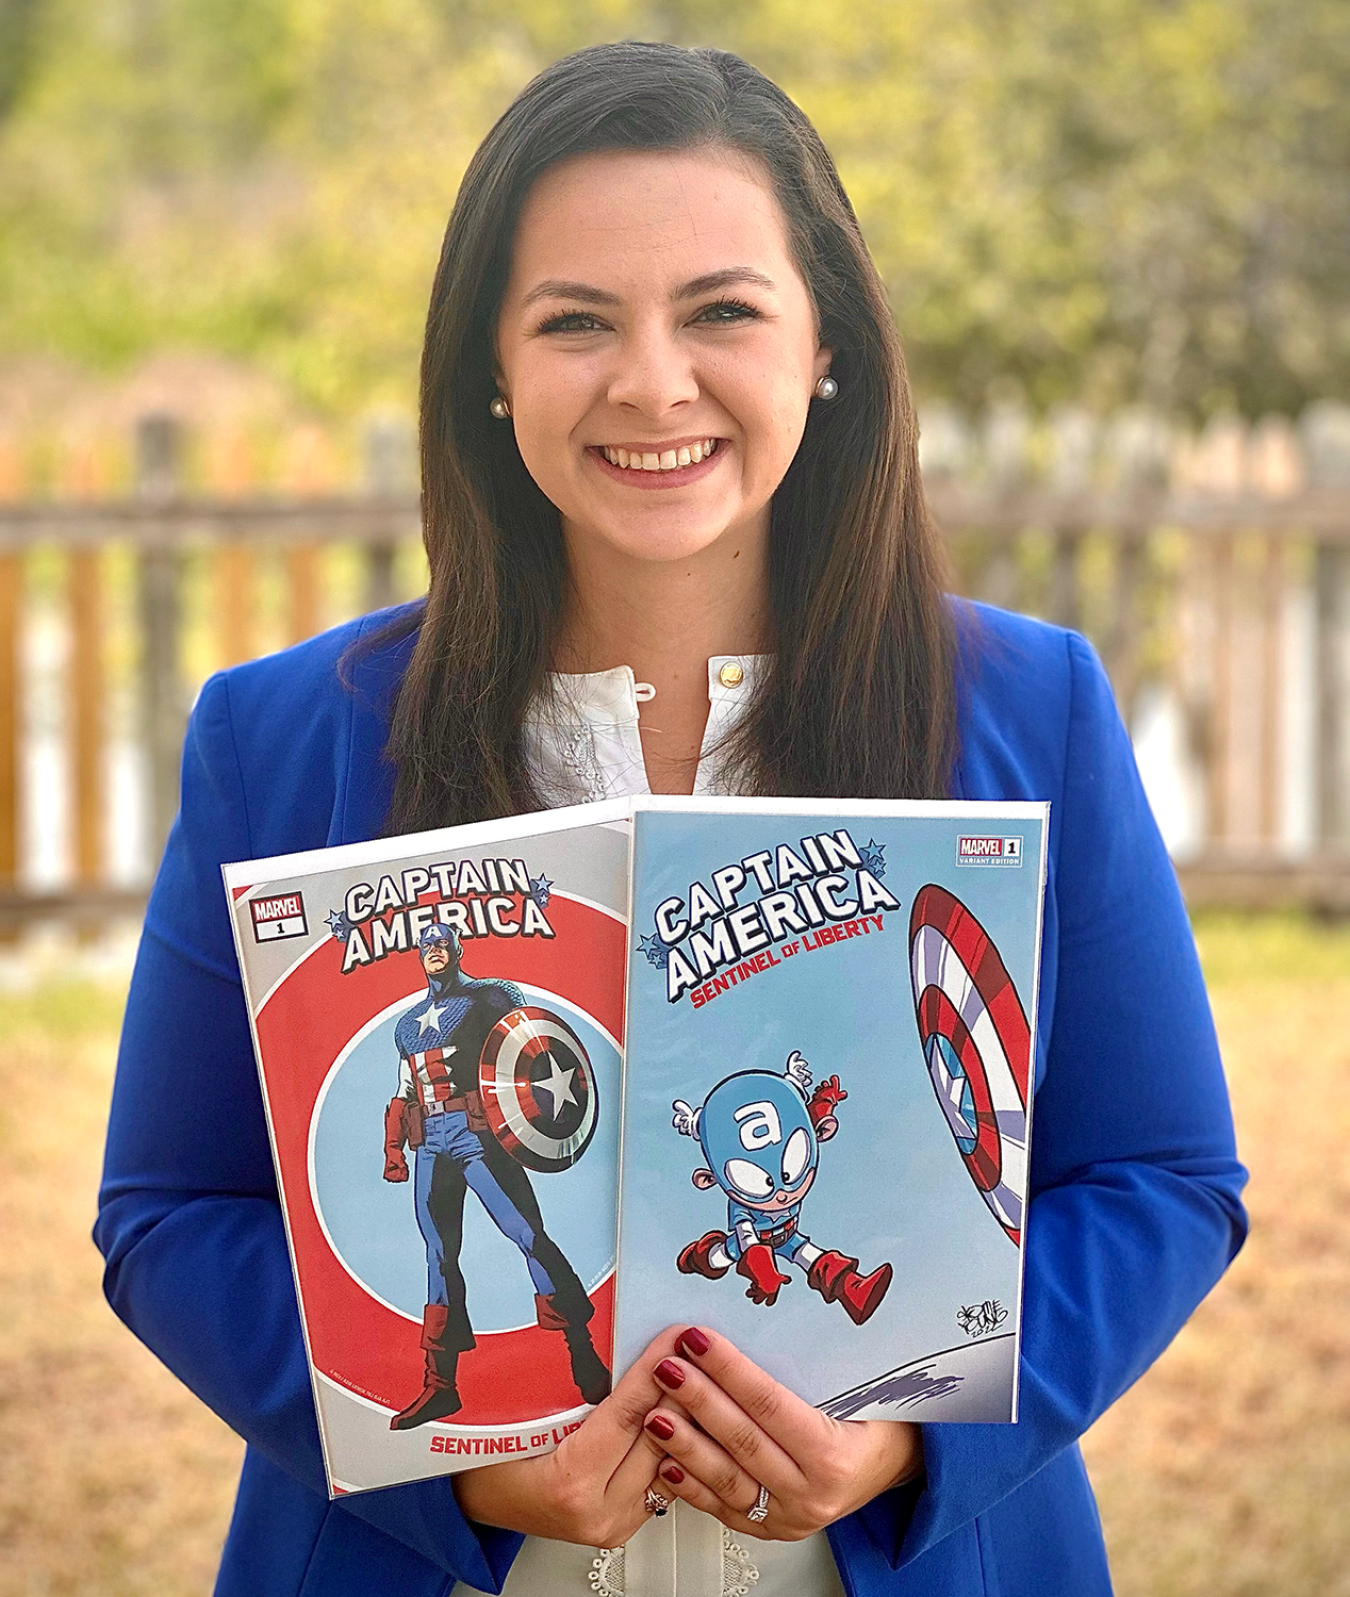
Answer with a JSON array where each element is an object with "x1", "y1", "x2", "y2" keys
[{"x1": 533, "y1": 1050, "x2": 578, "y2": 1116}]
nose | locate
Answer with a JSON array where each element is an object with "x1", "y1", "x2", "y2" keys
[{"x1": 605, "y1": 321, "x2": 700, "y2": 418}]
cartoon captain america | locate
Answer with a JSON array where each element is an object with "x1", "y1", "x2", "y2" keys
[
  {"x1": 382, "y1": 922, "x2": 610, "y2": 1428},
  {"x1": 673, "y1": 1051, "x2": 893, "y2": 1325}
]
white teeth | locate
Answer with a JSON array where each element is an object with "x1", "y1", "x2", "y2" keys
[{"x1": 601, "y1": 439, "x2": 719, "y2": 471}]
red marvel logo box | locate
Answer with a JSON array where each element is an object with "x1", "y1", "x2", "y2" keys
[{"x1": 251, "y1": 892, "x2": 309, "y2": 941}]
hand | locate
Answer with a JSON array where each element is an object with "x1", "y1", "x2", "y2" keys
[
  {"x1": 807, "y1": 1075, "x2": 847, "y2": 1129},
  {"x1": 642, "y1": 1327, "x2": 923, "y2": 1542},
  {"x1": 736, "y1": 1244, "x2": 791, "y2": 1306},
  {"x1": 383, "y1": 1098, "x2": 410, "y2": 1181},
  {"x1": 452, "y1": 1331, "x2": 677, "y2": 1546},
  {"x1": 672, "y1": 1099, "x2": 699, "y2": 1138}
]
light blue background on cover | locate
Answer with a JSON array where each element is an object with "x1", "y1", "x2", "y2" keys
[{"x1": 617, "y1": 809, "x2": 1046, "y2": 1407}]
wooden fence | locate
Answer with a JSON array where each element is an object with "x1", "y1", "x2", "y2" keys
[{"x1": 1, "y1": 402, "x2": 1349, "y2": 931}]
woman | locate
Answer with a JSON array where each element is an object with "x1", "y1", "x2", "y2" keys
[{"x1": 95, "y1": 41, "x2": 1247, "y2": 1597}]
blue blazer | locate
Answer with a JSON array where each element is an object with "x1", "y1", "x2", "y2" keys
[{"x1": 95, "y1": 602, "x2": 1247, "y2": 1597}]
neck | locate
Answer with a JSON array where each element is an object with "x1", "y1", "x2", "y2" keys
[{"x1": 553, "y1": 518, "x2": 771, "y2": 795}]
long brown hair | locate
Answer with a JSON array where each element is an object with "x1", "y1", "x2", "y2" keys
[{"x1": 378, "y1": 42, "x2": 956, "y2": 833}]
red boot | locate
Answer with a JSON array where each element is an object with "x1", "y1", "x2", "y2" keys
[
  {"x1": 677, "y1": 1231, "x2": 731, "y2": 1280},
  {"x1": 390, "y1": 1304, "x2": 462, "y2": 1429},
  {"x1": 807, "y1": 1251, "x2": 893, "y2": 1326}
]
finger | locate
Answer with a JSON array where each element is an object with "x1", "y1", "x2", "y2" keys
[
  {"x1": 563, "y1": 1328, "x2": 681, "y2": 1477},
  {"x1": 641, "y1": 1406, "x2": 763, "y2": 1517},
  {"x1": 603, "y1": 1386, "x2": 692, "y2": 1503},
  {"x1": 654, "y1": 1458, "x2": 774, "y2": 1542},
  {"x1": 670, "y1": 1327, "x2": 826, "y2": 1459},
  {"x1": 603, "y1": 1428, "x2": 667, "y2": 1509},
  {"x1": 650, "y1": 1354, "x2": 802, "y2": 1496}
]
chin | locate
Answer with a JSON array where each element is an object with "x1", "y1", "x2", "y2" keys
[{"x1": 586, "y1": 509, "x2": 746, "y2": 566}]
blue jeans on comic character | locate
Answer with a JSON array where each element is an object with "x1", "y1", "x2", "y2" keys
[{"x1": 414, "y1": 1109, "x2": 554, "y2": 1304}]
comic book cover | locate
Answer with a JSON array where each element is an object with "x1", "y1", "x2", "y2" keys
[
  {"x1": 223, "y1": 800, "x2": 630, "y2": 1495},
  {"x1": 615, "y1": 796, "x2": 1049, "y2": 1424}
]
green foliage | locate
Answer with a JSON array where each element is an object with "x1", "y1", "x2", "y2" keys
[
  {"x1": 1191, "y1": 910, "x2": 1350, "y2": 988},
  {"x1": 0, "y1": 975, "x2": 128, "y2": 1051},
  {"x1": 1, "y1": 0, "x2": 1347, "y2": 416}
]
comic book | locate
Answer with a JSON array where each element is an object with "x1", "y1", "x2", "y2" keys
[
  {"x1": 223, "y1": 800, "x2": 631, "y2": 1496},
  {"x1": 616, "y1": 796, "x2": 1049, "y2": 1424}
]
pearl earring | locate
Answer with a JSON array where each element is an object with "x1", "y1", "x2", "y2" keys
[
  {"x1": 489, "y1": 396, "x2": 511, "y2": 420},
  {"x1": 814, "y1": 376, "x2": 838, "y2": 401}
]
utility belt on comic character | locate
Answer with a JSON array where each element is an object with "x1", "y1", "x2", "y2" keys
[
  {"x1": 754, "y1": 1215, "x2": 798, "y2": 1249},
  {"x1": 407, "y1": 1090, "x2": 489, "y2": 1142}
]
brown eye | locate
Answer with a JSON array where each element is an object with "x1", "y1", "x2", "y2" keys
[
  {"x1": 695, "y1": 298, "x2": 760, "y2": 325},
  {"x1": 538, "y1": 310, "x2": 606, "y2": 334}
]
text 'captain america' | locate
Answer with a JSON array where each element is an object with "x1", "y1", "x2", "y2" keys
[{"x1": 642, "y1": 828, "x2": 900, "y2": 1003}]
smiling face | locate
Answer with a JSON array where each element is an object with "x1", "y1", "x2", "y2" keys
[{"x1": 495, "y1": 145, "x2": 832, "y2": 569}]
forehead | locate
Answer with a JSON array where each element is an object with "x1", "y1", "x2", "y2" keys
[{"x1": 505, "y1": 146, "x2": 799, "y2": 298}]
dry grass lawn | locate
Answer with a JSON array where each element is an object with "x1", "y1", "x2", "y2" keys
[
  {"x1": 1081, "y1": 914, "x2": 1350, "y2": 1596},
  {"x1": 0, "y1": 912, "x2": 1346, "y2": 1595},
  {"x1": 0, "y1": 979, "x2": 242, "y2": 1597}
]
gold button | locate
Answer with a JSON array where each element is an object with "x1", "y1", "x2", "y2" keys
[{"x1": 718, "y1": 661, "x2": 744, "y2": 688}]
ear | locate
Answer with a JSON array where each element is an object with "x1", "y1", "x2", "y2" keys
[
  {"x1": 816, "y1": 1116, "x2": 838, "y2": 1142},
  {"x1": 813, "y1": 344, "x2": 834, "y2": 386},
  {"x1": 692, "y1": 1168, "x2": 717, "y2": 1190}
]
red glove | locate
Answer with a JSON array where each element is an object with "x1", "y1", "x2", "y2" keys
[
  {"x1": 737, "y1": 1243, "x2": 791, "y2": 1306},
  {"x1": 383, "y1": 1097, "x2": 410, "y2": 1183},
  {"x1": 808, "y1": 1074, "x2": 847, "y2": 1128}
]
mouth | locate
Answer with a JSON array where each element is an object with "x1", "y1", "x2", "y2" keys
[{"x1": 587, "y1": 436, "x2": 724, "y2": 489}]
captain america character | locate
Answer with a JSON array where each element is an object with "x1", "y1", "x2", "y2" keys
[
  {"x1": 673, "y1": 1051, "x2": 893, "y2": 1325},
  {"x1": 382, "y1": 921, "x2": 610, "y2": 1429}
]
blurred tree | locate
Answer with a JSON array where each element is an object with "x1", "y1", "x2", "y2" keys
[
  {"x1": 0, "y1": 0, "x2": 43, "y2": 121},
  {"x1": 0, "y1": 0, "x2": 1346, "y2": 417}
]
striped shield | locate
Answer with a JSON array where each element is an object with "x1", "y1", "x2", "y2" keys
[
  {"x1": 478, "y1": 1006, "x2": 599, "y2": 1173},
  {"x1": 909, "y1": 885, "x2": 1031, "y2": 1245}
]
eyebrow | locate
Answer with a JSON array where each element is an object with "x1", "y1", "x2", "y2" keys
[{"x1": 520, "y1": 266, "x2": 777, "y2": 309}]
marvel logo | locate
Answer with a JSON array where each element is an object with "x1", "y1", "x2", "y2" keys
[
  {"x1": 250, "y1": 892, "x2": 308, "y2": 941},
  {"x1": 956, "y1": 836, "x2": 1023, "y2": 867}
]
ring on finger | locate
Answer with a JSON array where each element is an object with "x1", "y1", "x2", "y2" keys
[
  {"x1": 746, "y1": 1482, "x2": 770, "y2": 1524},
  {"x1": 644, "y1": 1487, "x2": 670, "y2": 1517}
]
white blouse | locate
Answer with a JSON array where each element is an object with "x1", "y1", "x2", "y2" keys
[{"x1": 452, "y1": 656, "x2": 847, "y2": 1597}]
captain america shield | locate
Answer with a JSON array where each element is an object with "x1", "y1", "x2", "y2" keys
[
  {"x1": 909, "y1": 885, "x2": 1030, "y2": 1244},
  {"x1": 479, "y1": 1006, "x2": 599, "y2": 1173}
]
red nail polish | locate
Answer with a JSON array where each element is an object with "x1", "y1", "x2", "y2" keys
[
  {"x1": 662, "y1": 1464, "x2": 685, "y2": 1484},
  {"x1": 645, "y1": 1413, "x2": 675, "y2": 1441},
  {"x1": 654, "y1": 1358, "x2": 686, "y2": 1389},
  {"x1": 677, "y1": 1326, "x2": 710, "y2": 1358}
]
